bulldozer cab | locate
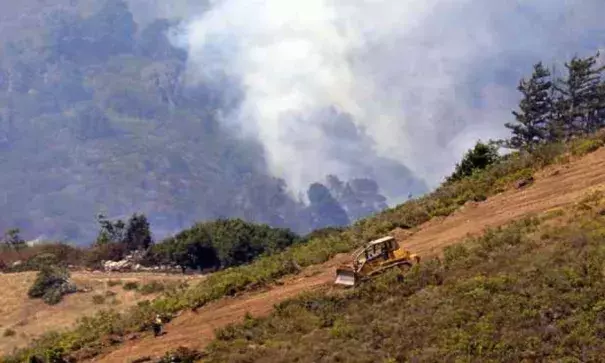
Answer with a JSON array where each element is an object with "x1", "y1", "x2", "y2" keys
[{"x1": 353, "y1": 236, "x2": 398, "y2": 269}]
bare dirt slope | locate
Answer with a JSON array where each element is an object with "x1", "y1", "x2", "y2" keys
[
  {"x1": 0, "y1": 272, "x2": 204, "y2": 356},
  {"x1": 89, "y1": 148, "x2": 605, "y2": 362}
]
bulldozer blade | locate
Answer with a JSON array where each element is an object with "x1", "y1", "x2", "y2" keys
[{"x1": 334, "y1": 268, "x2": 356, "y2": 286}]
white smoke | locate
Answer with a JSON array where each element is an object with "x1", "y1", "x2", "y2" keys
[{"x1": 165, "y1": 0, "x2": 605, "y2": 200}]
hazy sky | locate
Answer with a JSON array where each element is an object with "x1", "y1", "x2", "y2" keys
[{"x1": 142, "y1": 0, "x2": 605, "y2": 202}]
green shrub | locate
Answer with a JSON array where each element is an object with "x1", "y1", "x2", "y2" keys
[
  {"x1": 29, "y1": 253, "x2": 59, "y2": 269},
  {"x1": 571, "y1": 138, "x2": 604, "y2": 156},
  {"x1": 446, "y1": 141, "x2": 501, "y2": 183},
  {"x1": 107, "y1": 280, "x2": 122, "y2": 287},
  {"x1": 494, "y1": 167, "x2": 534, "y2": 190},
  {"x1": 531, "y1": 141, "x2": 566, "y2": 167},
  {"x1": 27, "y1": 265, "x2": 77, "y2": 305},
  {"x1": 575, "y1": 189, "x2": 605, "y2": 211},
  {"x1": 157, "y1": 346, "x2": 202, "y2": 363},
  {"x1": 123, "y1": 281, "x2": 139, "y2": 291},
  {"x1": 92, "y1": 294, "x2": 105, "y2": 305},
  {"x1": 443, "y1": 244, "x2": 470, "y2": 268},
  {"x1": 139, "y1": 281, "x2": 165, "y2": 295}
]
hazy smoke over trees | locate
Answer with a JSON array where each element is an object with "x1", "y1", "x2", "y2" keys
[{"x1": 156, "y1": 0, "x2": 605, "y2": 203}]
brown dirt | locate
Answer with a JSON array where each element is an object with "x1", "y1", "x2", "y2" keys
[
  {"x1": 85, "y1": 148, "x2": 605, "y2": 362},
  {"x1": 0, "y1": 271, "x2": 204, "y2": 356}
]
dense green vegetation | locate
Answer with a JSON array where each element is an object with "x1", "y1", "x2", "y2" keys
[
  {"x1": 149, "y1": 218, "x2": 300, "y2": 272},
  {"x1": 204, "y1": 194, "x2": 605, "y2": 362}
]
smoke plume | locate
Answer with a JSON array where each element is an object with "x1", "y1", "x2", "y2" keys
[{"x1": 162, "y1": 0, "x2": 605, "y2": 202}]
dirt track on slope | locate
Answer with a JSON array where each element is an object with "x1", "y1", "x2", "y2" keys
[{"x1": 90, "y1": 148, "x2": 605, "y2": 363}]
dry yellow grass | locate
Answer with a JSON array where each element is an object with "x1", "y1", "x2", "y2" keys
[{"x1": 0, "y1": 271, "x2": 204, "y2": 356}]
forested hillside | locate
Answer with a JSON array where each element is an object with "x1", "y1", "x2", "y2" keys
[{"x1": 0, "y1": 0, "x2": 427, "y2": 244}]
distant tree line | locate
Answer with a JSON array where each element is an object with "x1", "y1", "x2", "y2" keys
[
  {"x1": 148, "y1": 218, "x2": 300, "y2": 273},
  {"x1": 1, "y1": 213, "x2": 301, "y2": 274},
  {"x1": 86, "y1": 213, "x2": 154, "y2": 264},
  {"x1": 85, "y1": 213, "x2": 302, "y2": 273}
]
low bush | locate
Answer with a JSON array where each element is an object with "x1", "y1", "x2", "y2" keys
[
  {"x1": 157, "y1": 346, "x2": 203, "y2": 363},
  {"x1": 139, "y1": 281, "x2": 166, "y2": 295},
  {"x1": 107, "y1": 279, "x2": 122, "y2": 287},
  {"x1": 571, "y1": 137, "x2": 605, "y2": 156},
  {"x1": 27, "y1": 265, "x2": 77, "y2": 305},
  {"x1": 123, "y1": 281, "x2": 140, "y2": 291},
  {"x1": 92, "y1": 295, "x2": 105, "y2": 305}
]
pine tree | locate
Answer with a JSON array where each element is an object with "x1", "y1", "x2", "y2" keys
[
  {"x1": 553, "y1": 52, "x2": 605, "y2": 137},
  {"x1": 3, "y1": 228, "x2": 25, "y2": 251},
  {"x1": 547, "y1": 69, "x2": 570, "y2": 142},
  {"x1": 94, "y1": 214, "x2": 126, "y2": 246},
  {"x1": 504, "y1": 62, "x2": 553, "y2": 150},
  {"x1": 125, "y1": 213, "x2": 153, "y2": 251}
]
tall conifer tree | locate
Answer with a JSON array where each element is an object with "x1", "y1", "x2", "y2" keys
[
  {"x1": 553, "y1": 52, "x2": 605, "y2": 137},
  {"x1": 504, "y1": 62, "x2": 553, "y2": 150}
]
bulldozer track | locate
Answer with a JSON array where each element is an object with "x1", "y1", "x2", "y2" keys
[{"x1": 89, "y1": 148, "x2": 605, "y2": 363}]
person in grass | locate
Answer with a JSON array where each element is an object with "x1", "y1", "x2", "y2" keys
[{"x1": 152, "y1": 313, "x2": 163, "y2": 337}]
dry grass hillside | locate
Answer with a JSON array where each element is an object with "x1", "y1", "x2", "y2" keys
[{"x1": 0, "y1": 271, "x2": 203, "y2": 356}]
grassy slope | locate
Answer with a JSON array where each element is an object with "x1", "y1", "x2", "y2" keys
[
  {"x1": 3, "y1": 132, "x2": 605, "y2": 361},
  {"x1": 0, "y1": 272, "x2": 201, "y2": 357},
  {"x1": 204, "y1": 191, "x2": 605, "y2": 362}
]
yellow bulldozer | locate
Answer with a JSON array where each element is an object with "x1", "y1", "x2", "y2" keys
[{"x1": 334, "y1": 236, "x2": 420, "y2": 287}]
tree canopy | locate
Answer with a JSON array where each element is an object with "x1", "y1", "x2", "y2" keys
[{"x1": 502, "y1": 52, "x2": 605, "y2": 151}]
